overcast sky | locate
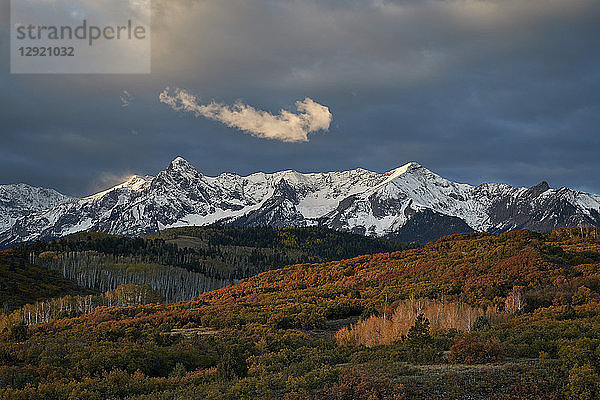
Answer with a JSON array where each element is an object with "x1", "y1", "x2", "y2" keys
[{"x1": 1, "y1": 0, "x2": 599, "y2": 197}]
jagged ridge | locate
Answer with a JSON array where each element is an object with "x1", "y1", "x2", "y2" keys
[
  {"x1": 0, "y1": 184, "x2": 73, "y2": 233},
  {"x1": 1, "y1": 157, "x2": 600, "y2": 247}
]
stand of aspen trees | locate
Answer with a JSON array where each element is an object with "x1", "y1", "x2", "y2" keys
[
  {"x1": 336, "y1": 296, "x2": 507, "y2": 347},
  {"x1": 31, "y1": 251, "x2": 236, "y2": 303},
  {"x1": 0, "y1": 283, "x2": 164, "y2": 329}
]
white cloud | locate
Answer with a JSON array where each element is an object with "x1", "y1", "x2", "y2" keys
[
  {"x1": 120, "y1": 90, "x2": 134, "y2": 107},
  {"x1": 159, "y1": 88, "x2": 332, "y2": 142}
]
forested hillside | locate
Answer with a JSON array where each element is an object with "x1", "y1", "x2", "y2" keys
[
  {"x1": 0, "y1": 251, "x2": 91, "y2": 312},
  {"x1": 0, "y1": 226, "x2": 405, "y2": 314},
  {"x1": 1, "y1": 228, "x2": 600, "y2": 399},
  {"x1": 28, "y1": 226, "x2": 405, "y2": 279}
]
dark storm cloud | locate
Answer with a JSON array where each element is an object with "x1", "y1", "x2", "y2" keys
[{"x1": 0, "y1": 0, "x2": 599, "y2": 196}]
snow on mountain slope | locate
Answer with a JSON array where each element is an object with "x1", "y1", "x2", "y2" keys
[
  {"x1": 0, "y1": 184, "x2": 73, "y2": 232},
  {"x1": 85, "y1": 175, "x2": 152, "y2": 200},
  {"x1": 1, "y1": 157, "x2": 600, "y2": 247}
]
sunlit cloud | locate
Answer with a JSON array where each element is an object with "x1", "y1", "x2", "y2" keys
[{"x1": 159, "y1": 88, "x2": 332, "y2": 143}]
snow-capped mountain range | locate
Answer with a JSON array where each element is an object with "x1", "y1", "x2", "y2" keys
[
  {"x1": 0, "y1": 184, "x2": 73, "y2": 233},
  {"x1": 1, "y1": 157, "x2": 600, "y2": 248}
]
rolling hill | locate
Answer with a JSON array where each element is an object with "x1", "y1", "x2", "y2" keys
[{"x1": 1, "y1": 227, "x2": 600, "y2": 399}]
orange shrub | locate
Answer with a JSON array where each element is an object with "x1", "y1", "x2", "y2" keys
[{"x1": 448, "y1": 336, "x2": 504, "y2": 364}]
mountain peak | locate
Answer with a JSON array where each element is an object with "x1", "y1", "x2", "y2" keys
[
  {"x1": 400, "y1": 161, "x2": 423, "y2": 171},
  {"x1": 84, "y1": 175, "x2": 151, "y2": 200},
  {"x1": 0, "y1": 184, "x2": 73, "y2": 233},
  {"x1": 123, "y1": 175, "x2": 151, "y2": 188},
  {"x1": 528, "y1": 181, "x2": 551, "y2": 196},
  {"x1": 383, "y1": 162, "x2": 425, "y2": 180},
  {"x1": 170, "y1": 156, "x2": 192, "y2": 167},
  {"x1": 160, "y1": 157, "x2": 203, "y2": 184},
  {"x1": 167, "y1": 157, "x2": 199, "y2": 173}
]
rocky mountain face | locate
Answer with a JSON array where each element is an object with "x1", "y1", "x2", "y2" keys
[
  {"x1": 0, "y1": 184, "x2": 72, "y2": 233},
  {"x1": 1, "y1": 157, "x2": 600, "y2": 247}
]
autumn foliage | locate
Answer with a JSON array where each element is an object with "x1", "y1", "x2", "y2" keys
[
  {"x1": 336, "y1": 297, "x2": 504, "y2": 347},
  {"x1": 0, "y1": 228, "x2": 598, "y2": 399},
  {"x1": 448, "y1": 336, "x2": 505, "y2": 364}
]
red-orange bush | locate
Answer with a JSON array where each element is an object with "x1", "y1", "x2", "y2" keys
[
  {"x1": 448, "y1": 336, "x2": 504, "y2": 364},
  {"x1": 320, "y1": 369, "x2": 406, "y2": 400}
]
